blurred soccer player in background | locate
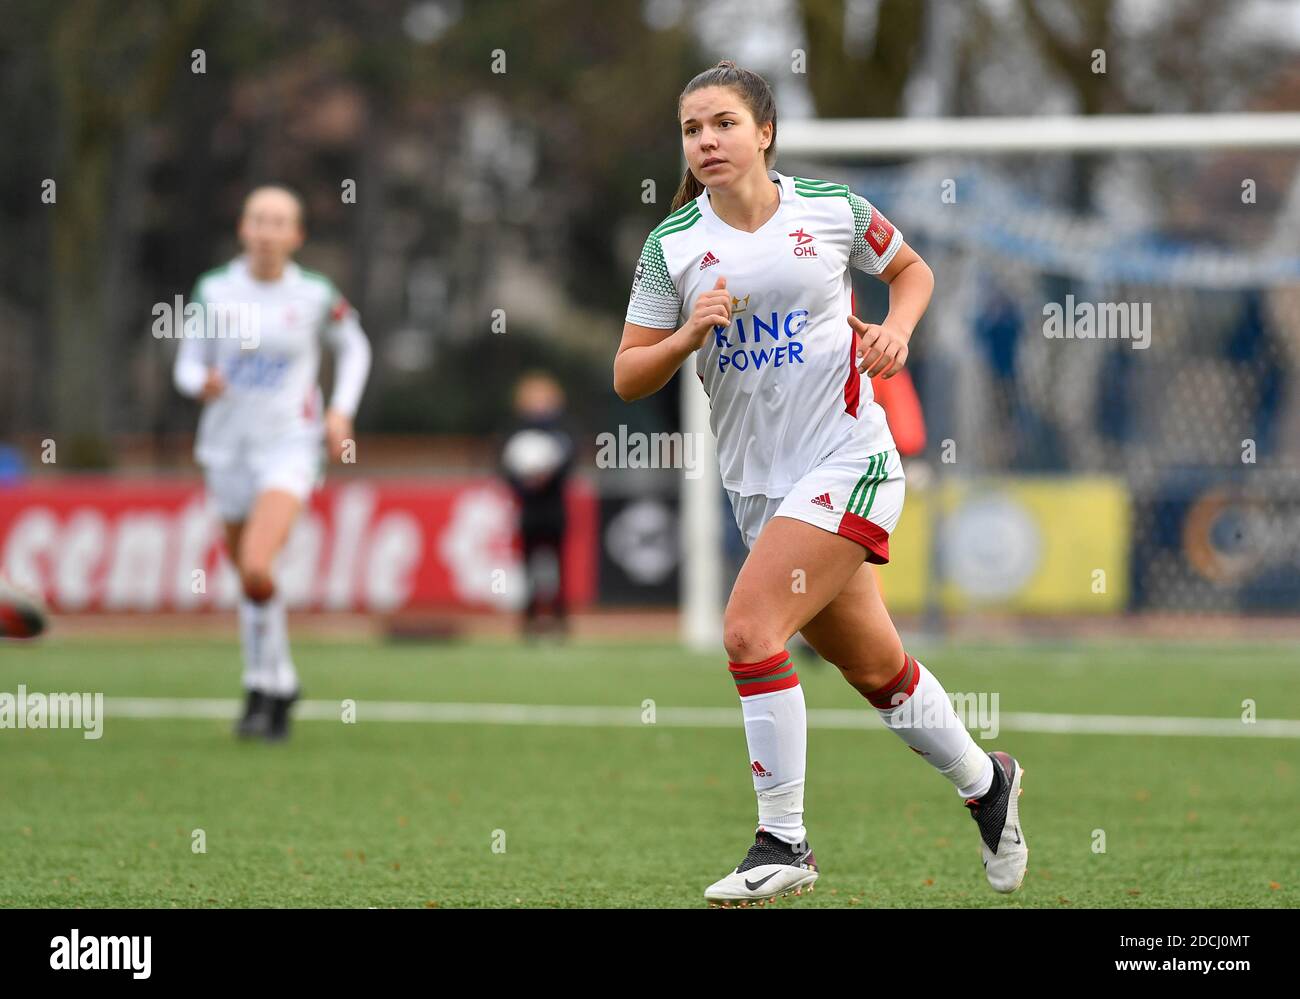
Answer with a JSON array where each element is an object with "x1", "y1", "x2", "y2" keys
[
  {"x1": 173, "y1": 185, "x2": 372, "y2": 741},
  {"x1": 498, "y1": 372, "x2": 576, "y2": 640}
]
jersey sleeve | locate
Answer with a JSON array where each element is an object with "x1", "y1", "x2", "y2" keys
[
  {"x1": 624, "y1": 232, "x2": 682, "y2": 329},
  {"x1": 321, "y1": 291, "x2": 372, "y2": 419},
  {"x1": 173, "y1": 279, "x2": 214, "y2": 398},
  {"x1": 847, "y1": 192, "x2": 903, "y2": 275}
]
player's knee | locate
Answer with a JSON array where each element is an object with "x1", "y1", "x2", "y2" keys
[
  {"x1": 722, "y1": 615, "x2": 785, "y2": 664},
  {"x1": 240, "y1": 565, "x2": 275, "y2": 603},
  {"x1": 835, "y1": 643, "x2": 905, "y2": 694}
]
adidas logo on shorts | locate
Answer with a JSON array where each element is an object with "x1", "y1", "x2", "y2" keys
[{"x1": 811, "y1": 492, "x2": 834, "y2": 511}]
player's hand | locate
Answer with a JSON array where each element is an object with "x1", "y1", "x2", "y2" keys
[
  {"x1": 681, "y1": 276, "x2": 733, "y2": 350},
  {"x1": 199, "y1": 368, "x2": 226, "y2": 401},
  {"x1": 850, "y1": 315, "x2": 910, "y2": 379},
  {"x1": 325, "y1": 408, "x2": 353, "y2": 462}
]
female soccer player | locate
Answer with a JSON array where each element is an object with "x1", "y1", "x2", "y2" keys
[
  {"x1": 174, "y1": 185, "x2": 371, "y2": 742},
  {"x1": 615, "y1": 62, "x2": 1027, "y2": 905}
]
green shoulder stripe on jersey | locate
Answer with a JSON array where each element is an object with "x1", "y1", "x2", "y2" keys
[
  {"x1": 793, "y1": 176, "x2": 841, "y2": 187},
  {"x1": 195, "y1": 262, "x2": 233, "y2": 285},
  {"x1": 191, "y1": 261, "x2": 232, "y2": 296},
  {"x1": 298, "y1": 266, "x2": 336, "y2": 295},
  {"x1": 654, "y1": 200, "x2": 699, "y2": 228},
  {"x1": 192, "y1": 262, "x2": 233, "y2": 304},
  {"x1": 794, "y1": 176, "x2": 849, "y2": 191},
  {"x1": 651, "y1": 205, "x2": 701, "y2": 238},
  {"x1": 651, "y1": 207, "x2": 701, "y2": 239},
  {"x1": 794, "y1": 185, "x2": 850, "y2": 200}
]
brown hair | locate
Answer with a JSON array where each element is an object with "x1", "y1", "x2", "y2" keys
[
  {"x1": 670, "y1": 60, "x2": 778, "y2": 212},
  {"x1": 242, "y1": 184, "x2": 307, "y2": 229}
]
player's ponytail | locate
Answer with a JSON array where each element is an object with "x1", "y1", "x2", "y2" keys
[{"x1": 671, "y1": 59, "x2": 778, "y2": 212}]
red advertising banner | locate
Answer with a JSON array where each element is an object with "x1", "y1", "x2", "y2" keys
[{"x1": 0, "y1": 478, "x2": 597, "y2": 613}]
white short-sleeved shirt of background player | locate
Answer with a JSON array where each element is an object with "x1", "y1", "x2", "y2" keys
[
  {"x1": 625, "y1": 170, "x2": 908, "y2": 563},
  {"x1": 173, "y1": 256, "x2": 371, "y2": 520}
]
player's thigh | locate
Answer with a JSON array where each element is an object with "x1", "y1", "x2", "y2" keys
[
  {"x1": 237, "y1": 489, "x2": 302, "y2": 570},
  {"x1": 238, "y1": 439, "x2": 320, "y2": 569},
  {"x1": 799, "y1": 563, "x2": 904, "y2": 691},
  {"x1": 223, "y1": 521, "x2": 245, "y2": 562},
  {"x1": 724, "y1": 514, "x2": 867, "y2": 660}
]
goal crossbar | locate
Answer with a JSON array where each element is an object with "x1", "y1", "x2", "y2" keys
[{"x1": 778, "y1": 112, "x2": 1300, "y2": 158}]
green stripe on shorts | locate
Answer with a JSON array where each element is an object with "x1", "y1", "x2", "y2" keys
[{"x1": 848, "y1": 451, "x2": 889, "y2": 517}]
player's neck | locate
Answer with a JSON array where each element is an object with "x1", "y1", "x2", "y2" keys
[
  {"x1": 707, "y1": 170, "x2": 780, "y2": 233},
  {"x1": 245, "y1": 256, "x2": 290, "y2": 283}
]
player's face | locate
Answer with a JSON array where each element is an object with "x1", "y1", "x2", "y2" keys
[
  {"x1": 680, "y1": 87, "x2": 771, "y2": 188},
  {"x1": 238, "y1": 190, "x2": 304, "y2": 268}
]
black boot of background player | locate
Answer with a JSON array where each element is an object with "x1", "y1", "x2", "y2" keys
[
  {"x1": 264, "y1": 689, "x2": 300, "y2": 743},
  {"x1": 234, "y1": 689, "x2": 270, "y2": 739}
]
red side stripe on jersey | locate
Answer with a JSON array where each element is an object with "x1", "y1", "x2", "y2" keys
[
  {"x1": 302, "y1": 387, "x2": 320, "y2": 422},
  {"x1": 844, "y1": 289, "x2": 861, "y2": 418}
]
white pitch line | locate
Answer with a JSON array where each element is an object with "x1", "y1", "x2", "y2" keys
[{"x1": 99, "y1": 698, "x2": 1300, "y2": 739}]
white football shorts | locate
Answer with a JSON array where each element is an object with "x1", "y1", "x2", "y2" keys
[
  {"x1": 203, "y1": 436, "x2": 325, "y2": 522},
  {"x1": 727, "y1": 445, "x2": 905, "y2": 564}
]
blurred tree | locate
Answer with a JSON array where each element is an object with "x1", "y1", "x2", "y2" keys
[
  {"x1": 797, "y1": 0, "x2": 926, "y2": 118},
  {"x1": 46, "y1": 0, "x2": 209, "y2": 465},
  {"x1": 1017, "y1": 0, "x2": 1116, "y2": 116}
]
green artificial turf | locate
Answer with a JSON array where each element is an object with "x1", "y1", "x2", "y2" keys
[{"x1": 0, "y1": 637, "x2": 1295, "y2": 908}]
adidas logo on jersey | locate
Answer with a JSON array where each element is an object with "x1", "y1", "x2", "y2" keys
[
  {"x1": 811, "y1": 492, "x2": 834, "y2": 510},
  {"x1": 788, "y1": 228, "x2": 818, "y2": 257},
  {"x1": 699, "y1": 251, "x2": 720, "y2": 270},
  {"x1": 752, "y1": 761, "x2": 773, "y2": 778}
]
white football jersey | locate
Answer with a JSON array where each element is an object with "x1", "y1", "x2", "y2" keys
[
  {"x1": 173, "y1": 256, "x2": 371, "y2": 467},
  {"x1": 625, "y1": 170, "x2": 903, "y2": 497}
]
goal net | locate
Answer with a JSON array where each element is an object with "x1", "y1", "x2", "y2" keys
[{"x1": 682, "y1": 114, "x2": 1300, "y2": 646}]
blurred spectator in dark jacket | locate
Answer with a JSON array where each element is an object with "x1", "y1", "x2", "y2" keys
[{"x1": 498, "y1": 372, "x2": 576, "y2": 639}]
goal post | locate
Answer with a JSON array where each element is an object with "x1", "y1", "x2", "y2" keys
[{"x1": 680, "y1": 112, "x2": 1300, "y2": 650}]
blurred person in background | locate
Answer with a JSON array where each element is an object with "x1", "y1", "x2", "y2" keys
[
  {"x1": 173, "y1": 185, "x2": 371, "y2": 742},
  {"x1": 498, "y1": 372, "x2": 576, "y2": 640}
]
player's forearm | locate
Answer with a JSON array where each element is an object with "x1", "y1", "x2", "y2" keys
[
  {"x1": 327, "y1": 319, "x2": 372, "y2": 417},
  {"x1": 614, "y1": 327, "x2": 697, "y2": 402},
  {"x1": 882, "y1": 258, "x2": 934, "y2": 338}
]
